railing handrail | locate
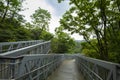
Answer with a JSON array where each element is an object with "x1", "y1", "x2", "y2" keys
[
  {"x1": 0, "y1": 53, "x2": 120, "y2": 80},
  {"x1": 0, "y1": 40, "x2": 43, "y2": 45},
  {"x1": 0, "y1": 55, "x2": 24, "y2": 60},
  {"x1": 0, "y1": 40, "x2": 44, "y2": 53},
  {"x1": 0, "y1": 41, "x2": 51, "y2": 56},
  {"x1": 0, "y1": 54, "x2": 63, "y2": 80},
  {"x1": 75, "y1": 54, "x2": 120, "y2": 80},
  {"x1": 76, "y1": 54, "x2": 120, "y2": 67}
]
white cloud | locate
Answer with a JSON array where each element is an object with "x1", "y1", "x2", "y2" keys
[
  {"x1": 71, "y1": 34, "x2": 83, "y2": 40},
  {"x1": 21, "y1": 0, "x2": 60, "y2": 34},
  {"x1": 20, "y1": 0, "x2": 55, "y2": 22},
  {"x1": 20, "y1": 0, "x2": 83, "y2": 40},
  {"x1": 49, "y1": 16, "x2": 60, "y2": 34}
]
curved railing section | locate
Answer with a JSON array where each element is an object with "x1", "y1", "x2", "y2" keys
[
  {"x1": 75, "y1": 54, "x2": 120, "y2": 80},
  {"x1": 0, "y1": 40, "x2": 43, "y2": 53},
  {"x1": 0, "y1": 54, "x2": 64, "y2": 80},
  {"x1": 0, "y1": 41, "x2": 51, "y2": 56}
]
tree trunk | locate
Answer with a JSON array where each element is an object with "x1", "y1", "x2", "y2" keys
[
  {"x1": 100, "y1": 0, "x2": 108, "y2": 60},
  {"x1": 116, "y1": 0, "x2": 120, "y2": 30},
  {"x1": 1, "y1": 0, "x2": 10, "y2": 22}
]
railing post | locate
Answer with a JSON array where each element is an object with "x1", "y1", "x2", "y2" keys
[
  {"x1": 114, "y1": 65, "x2": 120, "y2": 80},
  {"x1": 11, "y1": 60, "x2": 15, "y2": 79},
  {"x1": 0, "y1": 45, "x2": 2, "y2": 53}
]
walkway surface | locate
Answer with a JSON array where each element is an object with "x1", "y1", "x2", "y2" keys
[{"x1": 47, "y1": 59, "x2": 84, "y2": 80}]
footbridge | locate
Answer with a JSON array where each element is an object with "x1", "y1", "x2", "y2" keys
[{"x1": 0, "y1": 40, "x2": 120, "y2": 80}]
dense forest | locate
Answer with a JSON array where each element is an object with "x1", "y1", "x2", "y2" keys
[
  {"x1": 0, "y1": 0, "x2": 120, "y2": 63},
  {"x1": 59, "y1": 0, "x2": 120, "y2": 63},
  {"x1": 0, "y1": 0, "x2": 53, "y2": 41},
  {"x1": 0, "y1": 0, "x2": 75, "y2": 54}
]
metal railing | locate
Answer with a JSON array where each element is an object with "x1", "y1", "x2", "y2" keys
[
  {"x1": 0, "y1": 39, "x2": 120, "y2": 80},
  {"x1": 0, "y1": 40, "x2": 43, "y2": 53},
  {"x1": 0, "y1": 41, "x2": 51, "y2": 56},
  {"x1": 75, "y1": 54, "x2": 120, "y2": 80},
  {"x1": 0, "y1": 53, "x2": 120, "y2": 80},
  {"x1": 0, "y1": 54, "x2": 64, "y2": 80},
  {"x1": 0, "y1": 56, "x2": 23, "y2": 79}
]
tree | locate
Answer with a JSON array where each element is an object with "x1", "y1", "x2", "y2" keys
[
  {"x1": 0, "y1": 0, "x2": 24, "y2": 22},
  {"x1": 40, "y1": 30, "x2": 54, "y2": 41},
  {"x1": 51, "y1": 26, "x2": 75, "y2": 53},
  {"x1": 0, "y1": 1, "x2": 53, "y2": 42},
  {"x1": 59, "y1": 0, "x2": 120, "y2": 61},
  {"x1": 81, "y1": 40, "x2": 100, "y2": 59},
  {"x1": 15, "y1": 27, "x2": 32, "y2": 41},
  {"x1": 0, "y1": 0, "x2": 27, "y2": 42},
  {"x1": 0, "y1": 28, "x2": 15, "y2": 42},
  {"x1": 31, "y1": 7, "x2": 51, "y2": 31},
  {"x1": 30, "y1": 8, "x2": 51, "y2": 40},
  {"x1": 74, "y1": 41, "x2": 83, "y2": 53}
]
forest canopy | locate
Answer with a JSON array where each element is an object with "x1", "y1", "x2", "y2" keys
[
  {"x1": 0, "y1": 0, "x2": 76, "y2": 54},
  {"x1": 59, "y1": 0, "x2": 120, "y2": 63}
]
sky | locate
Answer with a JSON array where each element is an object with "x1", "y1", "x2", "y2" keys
[{"x1": 20, "y1": 0, "x2": 83, "y2": 40}]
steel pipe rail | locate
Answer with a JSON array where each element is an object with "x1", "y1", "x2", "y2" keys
[
  {"x1": 0, "y1": 41, "x2": 51, "y2": 56},
  {"x1": 0, "y1": 54, "x2": 64, "y2": 80},
  {"x1": 0, "y1": 40, "x2": 43, "y2": 53},
  {"x1": 75, "y1": 54, "x2": 120, "y2": 80}
]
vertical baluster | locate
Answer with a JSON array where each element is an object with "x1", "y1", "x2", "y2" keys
[
  {"x1": 0, "y1": 45, "x2": 2, "y2": 53},
  {"x1": 8, "y1": 44, "x2": 13, "y2": 51}
]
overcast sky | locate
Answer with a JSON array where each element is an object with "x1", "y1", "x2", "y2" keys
[{"x1": 20, "y1": 0, "x2": 83, "y2": 40}]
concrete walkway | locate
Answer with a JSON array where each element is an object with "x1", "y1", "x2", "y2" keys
[{"x1": 47, "y1": 59, "x2": 84, "y2": 80}]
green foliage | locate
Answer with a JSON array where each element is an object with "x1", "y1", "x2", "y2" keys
[
  {"x1": 0, "y1": 0, "x2": 28, "y2": 42},
  {"x1": 107, "y1": 31, "x2": 120, "y2": 63},
  {"x1": 40, "y1": 30, "x2": 54, "y2": 41},
  {"x1": 51, "y1": 26, "x2": 76, "y2": 53},
  {"x1": 30, "y1": 27, "x2": 42, "y2": 40},
  {"x1": 0, "y1": 28, "x2": 15, "y2": 42},
  {"x1": 81, "y1": 37, "x2": 120, "y2": 63},
  {"x1": 73, "y1": 42, "x2": 82, "y2": 53},
  {"x1": 0, "y1": 0, "x2": 24, "y2": 22},
  {"x1": 27, "y1": 8, "x2": 52, "y2": 41},
  {"x1": 31, "y1": 7, "x2": 51, "y2": 31},
  {"x1": 15, "y1": 27, "x2": 32, "y2": 41},
  {"x1": 81, "y1": 40, "x2": 100, "y2": 59},
  {"x1": 51, "y1": 33, "x2": 75, "y2": 53},
  {"x1": 0, "y1": 0, "x2": 53, "y2": 42},
  {"x1": 59, "y1": 0, "x2": 120, "y2": 63},
  {"x1": 0, "y1": 0, "x2": 119, "y2": 64}
]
